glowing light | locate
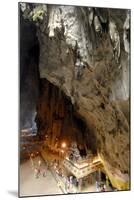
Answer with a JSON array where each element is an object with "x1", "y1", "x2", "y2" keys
[
  {"x1": 61, "y1": 150, "x2": 64, "y2": 153},
  {"x1": 61, "y1": 142, "x2": 66, "y2": 148}
]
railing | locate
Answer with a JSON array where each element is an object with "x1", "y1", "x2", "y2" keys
[
  {"x1": 76, "y1": 157, "x2": 94, "y2": 164},
  {"x1": 63, "y1": 158, "x2": 103, "y2": 179},
  {"x1": 50, "y1": 167, "x2": 66, "y2": 193},
  {"x1": 65, "y1": 157, "x2": 101, "y2": 170}
]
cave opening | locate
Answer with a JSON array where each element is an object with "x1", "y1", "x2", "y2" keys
[
  {"x1": 36, "y1": 78, "x2": 97, "y2": 157},
  {"x1": 19, "y1": 4, "x2": 130, "y2": 194}
]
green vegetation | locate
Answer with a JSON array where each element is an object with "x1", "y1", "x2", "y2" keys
[{"x1": 32, "y1": 9, "x2": 44, "y2": 22}]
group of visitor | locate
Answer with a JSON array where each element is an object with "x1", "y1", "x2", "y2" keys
[{"x1": 34, "y1": 159, "x2": 47, "y2": 178}]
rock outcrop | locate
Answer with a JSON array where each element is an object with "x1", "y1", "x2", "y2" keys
[
  {"x1": 35, "y1": 78, "x2": 97, "y2": 155},
  {"x1": 20, "y1": 10, "x2": 40, "y2": 129},
  {"x1": 20, "y1": 4, "x2": 130, "y2": 190}
]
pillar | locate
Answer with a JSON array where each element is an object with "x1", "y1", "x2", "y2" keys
[
  {"x1": 106, "y1": 176, "x2": 109, "y2": 187},
  {"x1": 98, "y1": 169, "x2": 101, "y2": 182}
]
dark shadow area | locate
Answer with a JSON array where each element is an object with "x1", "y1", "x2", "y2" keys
[{"x1": 20, "y1": 9, "x2": 40, "y2": 130}]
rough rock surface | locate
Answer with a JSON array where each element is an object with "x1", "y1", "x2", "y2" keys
[
  {"x1": 35, "y1": 78, "x2": 97, "y2": 154},
  {"x1": 20, "y1": 11, "x2": 40, "y2": 129},
  {"x1": 20, "y1": 4, "x2": 130, "y2": 189}
]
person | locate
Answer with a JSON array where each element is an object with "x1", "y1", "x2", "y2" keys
[
  {"x1": 76, "y1": 178, "x2": 79, "y2": 188},
  {"x1": 34, "y1": 167, "x2": 40, "y2": 178},
  {"x1": 70, "y1": 176, "x2": 73, "y2": 184},
  {"x1": 96, "y1": 181, "x2": 99, "y2": 192},
  {"x1": 38, "y1": 160, "x2": 41, "y2": 167},
  {"x1": 103, "y1": 184, "x2": 106, "y2": 191},
  {"x1": 57, "y1": 181, "x2": 62, "y2": 188},
  {"x1": 65, "y1": 177, "x2": 70, "y2": 193},
  {"x1": 69, "y1": 176, "x2": 74, "y2": 192},
  {"x1": 101, "y1": 185, "x2": 106, "y2": 192},
  {"x1": 42, "y1": 168, "x2": 46, "y2": 177}
]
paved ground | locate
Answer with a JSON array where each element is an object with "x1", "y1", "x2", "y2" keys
[
  {"x1": 19, "y1": 156, "x2": 63, "y2": 197},
  {"x1": 20, "y1": 155, "x2": 111, "y2": 197}
]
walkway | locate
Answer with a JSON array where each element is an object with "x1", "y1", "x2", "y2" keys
[{"x1": 19, "y1": 156, "x2": 63, "y2": 197}]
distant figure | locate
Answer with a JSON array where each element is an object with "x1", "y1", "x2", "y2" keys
[
  {"x1": 38, "y1": 160, "x2": 41, "y2": 167},
  {"x1": 69, "y1": 176, "x2": 74, "y2": 192},
  {"x1": 70, "y1": 176, "x2": 73, "y2": 184},
  {"x1": 76, "y1": 179, "x2": 79, "y2": 188},
  {"x1": 57, "y1": 181, "x2": 62, "y2": 188},
  {"x1": 66, "y1": 177, "x2": 70, "y2": 193},
  {"x1": 103, "y1": 184, "x2": 106, "y2": 191},
  {"x1": 34, "y1": 167, "x2": 40, "y2": 178},
  {"x1": 42, "y1": 169, "x2": 46, "y2": 177},
  {"x1": 96, "y1": 181, "x2": 99, "y2": 191},
  {"x1": 101, "y1": 185, "x2": 106, "y2": 192}
]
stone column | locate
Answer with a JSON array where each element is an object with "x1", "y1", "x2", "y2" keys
[
  {"x1": 98, "y1": 169, "x2": 101, "y2": 182},
  {"x1": 106, "y1": 176, "x2": 109, "y2": 188}
]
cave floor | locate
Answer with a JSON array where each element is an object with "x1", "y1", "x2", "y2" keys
[
  {"x1": 20, "y1": 155, "x2": 112, "y2": 197},
  {"x1": 19, "y1": 156, "x2": 63, "y2": 197}
]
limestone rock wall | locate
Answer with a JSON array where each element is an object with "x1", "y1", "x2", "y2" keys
[
  {"x1": 36, "y1": 78, "x2": 97, "y2": 154},
  {"x1": 20, "y1": 4, "x2": 130, "y2": 189}
]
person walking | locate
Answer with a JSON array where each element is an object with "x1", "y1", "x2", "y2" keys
[
  {"x1": 96, "y1": 180, "x2": 99, "y2": 192},
  {"x1": 101, "y1": 184, "x2": 106, "y2": 192},
  {"x1": 66, "y1": 177, "x2": 70, "y2": 193},
  {"x1": 42, "y1": 168, "x2": 46, "y2": 177},
  {"x1": 34, "y1": 167, "x2": 40, "y2": 178},
  {"x1": 38, "y1": 159, "x2": 41, "y2": 167}
]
